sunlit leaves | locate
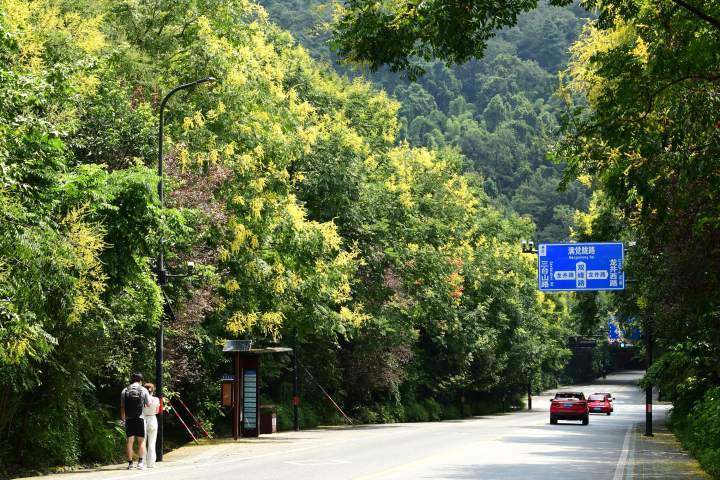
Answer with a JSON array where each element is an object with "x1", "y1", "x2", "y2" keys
[
  {"x1": 556, "y1": 0, "x2": 720, "y2": 433},
  {"x1": 330, "y1": 0, "x2": 558, "y2": 75}
]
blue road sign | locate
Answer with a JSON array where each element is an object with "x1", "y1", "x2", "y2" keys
[
  {"x1": 608, "y1": 320, "x2": 620, "y2": 341},
  {"x1": 538, "y1": 242, "x2": 624, "y2": 292},
  {"x1": 608, "y1": 316, "x2": 641, "y2": 344}
]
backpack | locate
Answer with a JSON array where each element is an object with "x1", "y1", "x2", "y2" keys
[{"x1": 124, "y1": 384, "x2": 144, "y2": 419}]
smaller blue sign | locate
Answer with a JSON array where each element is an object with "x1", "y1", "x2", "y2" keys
[
  {"x1": 608, "y1": 321, "x2": 620, "y2": 341},
  {"x1": 538, "y1": 242, "x2": 624, "y2": 292},
  {"x1": 608, "y1": 316, "x2": 641, "y2": 344}
]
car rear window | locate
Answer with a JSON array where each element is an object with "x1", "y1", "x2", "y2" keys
[
  {"x1": 555, "y1": 393, "x2": 583, "y2": 399},
  {"x1": 589, "y1": 394, "x2": 606, "y2": 400}
]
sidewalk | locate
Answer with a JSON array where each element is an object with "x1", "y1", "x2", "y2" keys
[{"x1": 621, "y1": 416, "x2": 711, "y2": 479}]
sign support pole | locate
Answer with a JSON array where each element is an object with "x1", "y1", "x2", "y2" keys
[{"x1": 645, "y1": 324, "x2": 653, "y2": 437}]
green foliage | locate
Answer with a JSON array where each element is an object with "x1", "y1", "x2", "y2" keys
[
  {"x1": 672, "y1": 387, "x2": 720, "y2": 479},
  {"x1": 330, "y1": 0, "x2": 573, "y2": 75},
  {"x1": 260, "y1": 0, "x2": 591, "y2": 242},
  {"x1": 404, "y1": 402, "x2": 429, "y2": 422},
  {"x1": 0, "y1": 0, "x2": 582, "y2": 473},
  {"x1": 79, "y1": 406, "x2": 125, "y2": 464},
  {"x1": 0, "y1": 0, "x2": 164, "y2": 472},
  {"x1": 555, "y1": 1, "x2": 720, "y2": 476}
]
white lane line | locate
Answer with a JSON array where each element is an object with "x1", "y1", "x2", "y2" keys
[
  {"x1": 613, "y1": 423, "x2": 635, "y2": 480},
  {"x1": 285, "y1": 459, "x2": 351, "y2": 466}
]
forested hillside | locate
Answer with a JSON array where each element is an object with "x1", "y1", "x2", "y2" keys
[
  {"x1": 259, "y1": 0, "x2": 592, "y2": 242},
  {"x1": 0, "y1": 0, "x2": 575, "y2": 475}
]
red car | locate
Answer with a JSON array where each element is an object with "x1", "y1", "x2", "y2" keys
[
  {"x1": 550, "y1": 392, "x2": 589, "y2": 425},
  {"x1": 588, "y1": 393, "x2": 614, "y2": 415}
]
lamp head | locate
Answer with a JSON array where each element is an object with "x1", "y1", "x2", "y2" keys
[{"x1": 196, "y1": 77, "x2": 217, "y2": 85}]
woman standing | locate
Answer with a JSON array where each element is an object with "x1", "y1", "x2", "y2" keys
[{"x1": 143, "y1": 383, "x2": 161, "y2": 468}]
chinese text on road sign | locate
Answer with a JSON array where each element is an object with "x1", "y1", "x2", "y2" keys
[{"x1": 538, "y1": 243, "x2": 624, "y2": 292}]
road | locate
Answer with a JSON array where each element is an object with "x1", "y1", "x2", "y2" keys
[{"x1": 30, "y1": 370, "x2": 668, "y2": 480}]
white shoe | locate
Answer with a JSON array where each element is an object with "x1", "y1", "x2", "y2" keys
[{"x1": 137, "y1": 463, "x2": 146, "y2": 470}]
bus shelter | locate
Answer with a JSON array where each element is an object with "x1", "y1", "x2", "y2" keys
[{"x1": 222, "y1": 340, "x2": 292, "y2": 439}]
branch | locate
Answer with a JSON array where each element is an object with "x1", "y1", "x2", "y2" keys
[
  {"x1": 644, "y1": 74, "x2": 720, "y2": 115},
  {"x1": 668, "y1": 0, "x2": 720, "y2": 30},
  {"x1": 571, "y1": 73, "x2": 720, "y2": 137}
]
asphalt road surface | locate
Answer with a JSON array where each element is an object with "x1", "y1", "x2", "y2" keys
[{"x1": 31, "y1": 370, "x2": 665, "y2": 480}]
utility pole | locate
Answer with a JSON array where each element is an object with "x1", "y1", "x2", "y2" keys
[
  {"x1": 527, "y1": 380, "x2": 532, "y2": 411},
  {"x1": 293, "y1": 334, "x2": 300, "y2": 431}
]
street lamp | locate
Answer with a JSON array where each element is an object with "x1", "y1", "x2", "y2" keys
[
  {"x1": 519, "y1": 240, "x2": 537, "y2": 410},
  {"x1": 156, "y1": 77, "x2": 216, "y2": 461}
]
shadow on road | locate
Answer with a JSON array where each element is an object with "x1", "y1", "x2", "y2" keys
[
  {"x1": 431, "y1": 430, "x2": 622, "y2": 479},
  {"x1": 431, "y1": 458, "x2": 617, "y2": 480},
  {"x1": 588, "y1": 376, "x2": 641, "y2": 387}
]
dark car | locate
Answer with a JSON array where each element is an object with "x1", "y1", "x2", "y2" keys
[{"x1": 550, "y1": 392, "x2": 589, "y2": 425}]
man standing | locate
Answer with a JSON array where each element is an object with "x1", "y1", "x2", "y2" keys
[{"x1": 120, "y1": 373, "x2": 151, "y2": 470}]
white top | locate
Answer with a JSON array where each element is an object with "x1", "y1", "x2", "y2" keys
[{"x1": 143, "y1": 395, "x2": 160, "y2": 417}]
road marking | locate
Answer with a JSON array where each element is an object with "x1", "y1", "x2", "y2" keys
[
  {"x1": 285, "y1": 459, "x2": 350, "y2": 466},
  {"x1": 351, "y1": 437, "x2": 503, "y2": 480},
  {"x1": 95, "y1": 422, "x2": 475, "y2": 480},
  {"x1": 41, "y1": 373, "x2": 649, "y2": 480},
  {"x1": 94, "y1": 440, "x2": 342, "y2": 480},
  {"x1": 613, "y1": 423, "x2": 635, "y2": 480}
]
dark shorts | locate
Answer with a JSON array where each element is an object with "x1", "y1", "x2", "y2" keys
[{"x1": 125, "y1": 417, "x2": 145, "y2": 438}]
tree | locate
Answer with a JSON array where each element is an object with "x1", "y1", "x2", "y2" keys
[
  {"x1": 330, "y1": 0, "x2": 573, "y2": 75},
  {"x1": 555, "y1": 1, "x2": 720, "y2": 472}
]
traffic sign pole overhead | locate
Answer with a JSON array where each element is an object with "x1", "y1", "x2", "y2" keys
[{"x1": 538, "y1": 242, "x2": 624, "y2": 292}]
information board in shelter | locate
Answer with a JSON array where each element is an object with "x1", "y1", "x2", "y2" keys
[
  {"x1": 243, "y1": 369, "x2": 257, "y2": 430},
  {"x1": 538, "y1": 242, "x2": 624, "y2": 292}
]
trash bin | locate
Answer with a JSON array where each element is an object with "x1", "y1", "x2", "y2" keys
[{"x1": 259, "y1": 404, "x2": 276, "y2": 434}]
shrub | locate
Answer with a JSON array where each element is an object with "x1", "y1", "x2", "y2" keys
[
  {"x1": 275, "y1": 404, "x2": 294, "y2": 431},
  {"x1": 404, "y1": 402, "x2": 429, "y2": 422},
  {"x1": 354, "y1": 406, "x2": 380, "y2": 424},
  {"x1": 299, "y1": 404, "x2": 322, "y2": 429},
  {"x1": 422, "y1": 398, "x2": 443, "y2": 421},
  {"x1": 24, "y1": 397, "x2": 81, "y2": 467},
  {"x1": 79, "y1": 405, "x2": 125, "y2": 464},
  {"x1": 672, "y1": 386, "x2": 720, "y2": 478},
  {"x1": 442, "y1": 404, "x2": 461, "y2": 420}
]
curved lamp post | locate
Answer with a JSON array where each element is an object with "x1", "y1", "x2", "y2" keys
[{"x1": 156, "y1": 77, "x2": 216, "y2": 461}]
